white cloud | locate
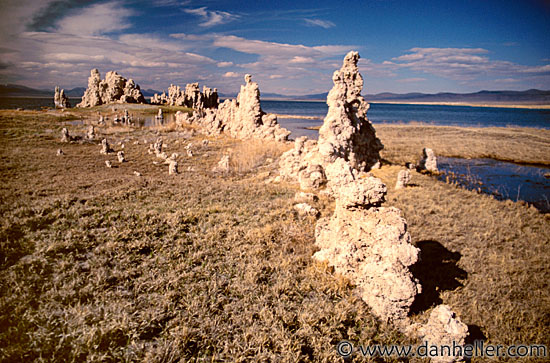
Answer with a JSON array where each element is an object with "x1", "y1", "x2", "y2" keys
[
  {"x1": 217, "y1": 61, "x2": 233, "y2": 67},
  {"x1": 390, "y1": 47, "x2": 549, "y2": 81},
  {"x1": 184, "y1": 7, "x2": 239, "y2": 27},
  {"x1": 304, "y1": 18, "x2": 335, "y2": 29},
  {"x1": 223, "y1": 71, "x2": 240, "y2": 78},
  {"x1": 397, "y1": 77, "x2": 426, "y2": 83},
  {"x1": 289, "y1": 56, "x2": 315, "y2": 63},
  {"x1": 56, "y1": 2, "x2": 133, "y2": 36},
  {"x1": 269, "y1": 75, "x2": 283, "y2": 79}
]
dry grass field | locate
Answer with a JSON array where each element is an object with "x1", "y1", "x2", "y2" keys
[
  {"x1": 1, "y1": 108, "x2": 549, "y2": 362},
  {"x1": 375, "y1": 124, "x2": 550, "y2": 166}
]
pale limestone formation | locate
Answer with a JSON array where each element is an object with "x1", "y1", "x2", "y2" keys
[
  {"x1": 105, "y1": 160, "x2": 112, "y2": 168},
  {"x1": 294, "y1": 191, "x2": 318, "y2": 204},
  {"x1": 168, "y1": 160, "x2": 178, "y2": 175},
  {"x1": 279, "y1": 51, "x2": 382, "y2": 189},
  {"x1": 86, "y1": 125, "x2": 96, "y2": 140},
  {"x1": 156, "y1": 108, "x2": 163, "y2": 122},
  {"x1": 215, "y1": 75, "x2": 291, "y2": 141},
  {"x1": 100, "y1": 138, "x2": 113, "y2": 154},
  {"x1": 61, "y1": 128, "x2": 71, "y2": 143},
  {"x1": 54, "y1": 86, "x2": 71, "y2": 108},
  {"x1": 117, "y1": 151, "x2": 126, "y2": 163},
  {"x1": 150, "y1": 83, "x2": 218, "y2": 110},
  {"x1": 420, "y1": 148, "x2": 438, "y2": 173},
  {"x1": 77, "y1": 69, "x2": 145, "y2": 107},
  {"x1": 172, "y1": 75, "x2": 289, "y2": 141},
  {"x1": 318, "y1": 51, "x2": 383, "y2": 170},
  {"x1": 213, "y1": 155, "x2": 230, "y2": 172},
  {"x1": 293, "y1": 203, "x2": 319, "y2": 217},
  {"x1": 314, "y1": 173, "x2": 421, "y2": 322},
  {"x1": 56, "y1": 149, "x2": 64, "y2": 156},
  {"x1": 395, "y1": 169, "x2": 412, "y2": 189},
  {"x1": 416, "y1": 305, "x2": 469, "y2": 363},
  {"x1": 133, "y1": 171, "x2": 142, "y2": 177}
]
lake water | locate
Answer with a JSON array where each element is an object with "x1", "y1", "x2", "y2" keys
[
  {"x1": 260, "y1": 100, "x2": 550, "y2": 139},
  {"x1": 437, "y1": 157, "x2": 550, "y2": 213}
]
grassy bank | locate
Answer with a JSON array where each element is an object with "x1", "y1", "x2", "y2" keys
[
  {"x1": 1, "y1": 109, "x2": 549, "y2": 361},
  {"x1": 375, "y1": 124, "x2": 550, "y2": 166}
]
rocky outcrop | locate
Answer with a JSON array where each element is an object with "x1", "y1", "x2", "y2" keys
[
  {"x1": 150, "y1": 83, "x2": 218, "y2": 110},
  {"x1": 77, "y1": 69, "x2": 146, "y2": 107},
  {"x1": 314, "y1": 168, "x2": 421, "y2": 322},
  {"x1": 279, "y1": 51, "x2": 382, "y2": 189},
  {"x1": 54, "y1": 86, "x2": 71, "y2": 108},
  {"x1": 174, "y1": 75, "x2": 290, "y2": 142},
  {"x1": 395, "y1": 169, "x2": 411, "y2": 189},
  {"x1": 100, "y1": 138, "x2": 113, "y2": 154},
  {"x1": 61, "y1": 128, "x2": 71, "y2": 143},
  {"x1": 415, "y1": 305, "x2": 469, "y2": 363},
  {"x1": 419, "y1": 148, "x2": 438, "y2": 173},
  {"x1": 215, "y1": 75, "x2": 291, "y2": 141},
  {"x1": 318, "y1": 51, "x2": 383, "y2": 170}
]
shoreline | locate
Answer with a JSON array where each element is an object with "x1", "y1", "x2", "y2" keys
[{"x1": 263, "y1": 97, "x2": 550, "y2": 110}]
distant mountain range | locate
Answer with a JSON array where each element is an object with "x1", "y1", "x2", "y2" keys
[{"x1": 2, "y1": 84, "x2": 549, "y2": 105}]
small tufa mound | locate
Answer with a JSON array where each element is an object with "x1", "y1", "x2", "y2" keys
[
  {"x1": 395, "y1": 169, "x2": 412, "y2": 189},
  {"x1": 54, "y1": 86, "x2": 71, "y2": 108},
  {"x1": 86, "y1": 125, "x2": 96, "y2": 140},
  {"x1": 416, "y1": 305, "x2": 469, "y2": 363},
  {"x1": 105, "y1": 160, "x2": 112, "y2": 168},
  {"x1": 60, "y1": 128, "x2": 71, "y2": 143},
  {"x1": 168, "y1": 160, "x2": 178, "y2": 175},
  {"x1": 56, "y1": 149, "x2": 64, "y2": 156},
  {"x1": 117, "y1": 151, "x2": 126, "y2": 163},
  {"x1": 100, "y1": 138, "x2": 114, "y2": 154},
  {"x1": 293, "y1": 203, "x2": 319, "y2": 217},
  {"x1": 213, "y1": 155, "x2": 230, "y2": 173},
  {"x1": 419, "y1": 148, "x2": 438, "y2": 173}
]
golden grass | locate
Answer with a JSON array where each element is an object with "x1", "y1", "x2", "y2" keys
[
  {"x1": 0, "y1": 109, "x2": 409, "y2": 361},
  {"x1": 375, "y1": 124, "x2": 550, "y2": 166},
  {"x1": 1, "y1": 108, "x2": 549, "y2": 362},
  {"x1": 228, "y1": 139, "x2": 291, "y2": 173},
  {"x1": 371, "y1": 165, "x2": 550, "y2": 354}
]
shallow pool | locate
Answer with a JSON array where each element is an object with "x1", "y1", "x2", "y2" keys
[{"x1": 437, "y1": 157, "x2": 550, "y2": 213}]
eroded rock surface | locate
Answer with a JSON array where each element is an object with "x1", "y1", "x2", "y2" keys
[
  {"x1": 77, "y1": 69, "x2": 146, "y2": 107},
  {"x1": 54, "y1": 86, "x2": 71, "y2": 108},
  {"x1": 416, "y1": 305, "x2": 469, "y2": 363},
  {"x1": 419, "y1": 148, "x2": 438, "y2": 173},
  {"x1": 279, "y1": 51, "x2": 382, "y2": 189},
  {"x1": 314, "y1": 172, "x2": 421, "y2": 322},
  {"x1": 395, "y1": 169, "x2": 412, "y2": 189},
  {"x1": 150, "y1": 83, "x2": 218, "y2": 110}
]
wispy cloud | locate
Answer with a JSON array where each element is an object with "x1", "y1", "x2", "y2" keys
[
  {"x1": 223, "y1": 71, "x2": 239, "y2": 78},
  {"x1": 388, "y1": 47, "x2": 550, "y2": 82},
  {"x1": 304, "y1": 18, "x2": 335, "y2": 29},
  {"x1": 184, "y1": 7, "x2": 239, "y2": 27},
  {"x1": 56, "y1": 2, "x2": 133, "y2": 36},
  {"x1": 397, "y1": 77, "x2": 426, "y2": 83}
]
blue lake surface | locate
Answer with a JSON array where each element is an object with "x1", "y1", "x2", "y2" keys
[
  {"x1": 260, "y1": 100, "x2": 550, "y2": 137},
  {"x1": 437, "y1": 157, "x2": 550, "y2": 213}
]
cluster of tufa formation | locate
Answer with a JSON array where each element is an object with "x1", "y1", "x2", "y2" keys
[
  {"x1": 175, "y1": 74, "x2": 291, "y2": 142},
  {"x1": 278, "y1": 51, "x2": 468, "y2": 362},
  {"x1": 77, "y1": 69, "x2": 146, "y2": 107},
  {"x1": 279, "y1": 51, "x2": 383, "y2": 190},
  {"x1": 314, "y1": 169, "x2": 422, "y2": 322},
  {"x1": 54, "y1": 86, "x2": 71, "y2": 108},
  {"x1": 150, "y1": 83, "x2": 218, "y2": 110}
]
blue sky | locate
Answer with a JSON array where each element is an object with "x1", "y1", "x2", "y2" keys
[{"x1": 0, "y1": 0, "x2": 548, "y2": 95}]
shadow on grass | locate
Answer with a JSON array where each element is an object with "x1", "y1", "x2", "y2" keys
[{"x1": 409, "y1": 240, "x2": 467, "y2": 315}]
